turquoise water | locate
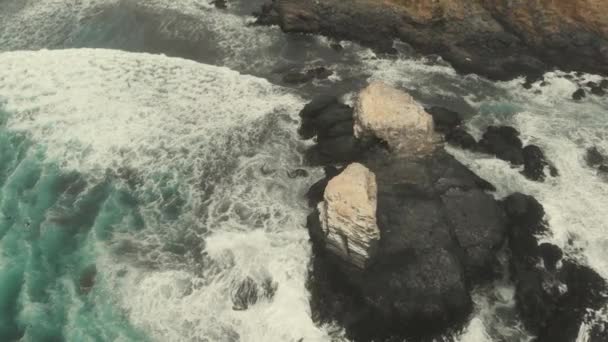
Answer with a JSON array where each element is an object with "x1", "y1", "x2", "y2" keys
[{"x1": 0, "y1": 106, "x2": 149, "y2": 341}]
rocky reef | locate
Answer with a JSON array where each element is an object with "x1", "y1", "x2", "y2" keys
[
  {"x1": 256, "y1": 0, "x2": 608, "y2": 80},
  {"x1": 300, "y1": 82, "x2": 608, "y2": 341}
]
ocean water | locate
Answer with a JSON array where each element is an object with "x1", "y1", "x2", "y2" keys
[{"x1": 1, "y1": 1, "x2": 607, "y2": 342}]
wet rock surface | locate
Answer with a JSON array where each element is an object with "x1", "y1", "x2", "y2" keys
[{"x1": 257, "y1": 0, "x2": 608, "y2": 80}]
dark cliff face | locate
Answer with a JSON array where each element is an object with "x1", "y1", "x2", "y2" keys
[{"x1": 259, "y1": 0, "x2": 608, "y2": 80}]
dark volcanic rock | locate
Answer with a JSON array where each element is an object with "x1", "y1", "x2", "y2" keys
[
  {"x1": 573, "y1": 88, "x2": 587, "y2": 101},
  {"x1": 479, "y1": 126, "x2": 524, "y2": 165},
  {"x1": 522, "y1": 145, "x2": 557, "y2": 181},
  {"x1": 441, "y1": 188, "x2": 506, "y2": 280}
]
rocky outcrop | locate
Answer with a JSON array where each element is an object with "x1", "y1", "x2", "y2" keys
[
  {"x1": 317, "y1": 163, "x2": 380, "y2": 269},
  {"x1": 303, "y1": 84, "x2": 507, "y2": 340},
  {"x1": 354, "y1": 82, "x2": 439, "y2": 155},
  {"x1": 257, "y1": 0, "x2": 608, "y2": 79}
]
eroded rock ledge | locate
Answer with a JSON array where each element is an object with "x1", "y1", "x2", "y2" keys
[
  {"x1": 256, "y1": 0, "x2": 608, "y2": 80},
  {"x1": 301, "y1": 82, "x2": 608, "y2": 341}
]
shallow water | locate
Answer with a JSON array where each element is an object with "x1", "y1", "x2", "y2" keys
[{"x1": 0, "y1": 1, "x2": 607, "y2": 341}]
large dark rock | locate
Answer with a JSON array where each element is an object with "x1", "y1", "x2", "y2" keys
[
  {"x1": 307, "y1": 147, "x2": 506, "y2": 341},
  {"x1": 479, "y1": 126, "x2": 524, "y2": 165},
  {"x1": 522, "y1": 145, "x2": 557, "y2": 181}
]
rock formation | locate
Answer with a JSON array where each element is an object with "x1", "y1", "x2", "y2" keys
[
  {"x1": 317, "y1": 163, "x2": 380, "y2": 269},
  {"x1": 256, "y1": 0, "x2": 608, "y2": 80},
  {"x1": 354, "y1": 81, "x2": 439, "y2": 155},
  {"x1": 300, "y1": 82, "x2": 606, "y2": 341},
  {"x1": 303, "y1": 83, "x2": 506, "y2": 340}
]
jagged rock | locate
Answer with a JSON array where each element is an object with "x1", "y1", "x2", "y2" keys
[
  {"x1": 317, "y1": 163, "x2": 380, "y2": 269},
  {"x1": 479, "y1": 126, "x2": 524, "y2": 165},
  {"x1": 354, "y1": 81, "x2": 439, "y2": 155},
  {"x1": 522, "y1": 145, "x2": 557, "y2": 181}
]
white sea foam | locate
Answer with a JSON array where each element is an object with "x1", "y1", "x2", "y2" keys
[{"x1": 0, "y1": 48, "x2": 331, "y2": 341}]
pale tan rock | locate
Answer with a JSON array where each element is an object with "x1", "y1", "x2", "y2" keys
[
  {"x1": 354, "y1": 81, "x2": 439, "y2": 156},
  {"x1": 318, "y1": 163, "x2": 379, "y2": 269}
]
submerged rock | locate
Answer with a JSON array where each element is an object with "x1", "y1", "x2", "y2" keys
[
  {"x1": 231, "y1": 276, "x2": 277, "y2": 311},
  {"x1": 79, "y1": 265, "x2": 97, "y2": 295},
  {"x1": 573, "y1": 88, "x2": 587, "y2": 101}
]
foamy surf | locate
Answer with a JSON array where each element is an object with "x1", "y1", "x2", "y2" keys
[{"x1": 0, "y1": 48, "x2": 333, "y2": 341}]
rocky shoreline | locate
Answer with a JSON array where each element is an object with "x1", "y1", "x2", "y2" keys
[
  {"x1": 299, "y1": 82, "x2": 608, "y2": 341},
  {"x1": 255, "y1": 0, "x2": 608, "y2": 81}
]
